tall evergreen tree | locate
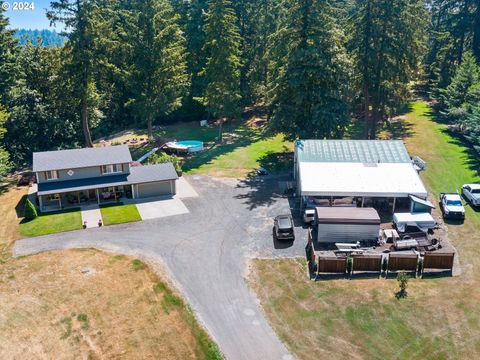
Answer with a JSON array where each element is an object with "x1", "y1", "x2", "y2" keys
[
  {"x1": 268, "y1": 0, "x2": 351, "y2": 140},
  {"x1": 0, "y1": 5, "x2": 18, "y2": 102},
  {"x1": 0, "y1": 106, "x2": 11, "y2": 178},
  {"x1": 202, "y1": 0, "x2": 242, "y2": 121},
  {"x1": 127, "y1": 0, "x2": 189, "y2": 138},
  {"x1": 442, "y1": 52, "x2": 480, "y2": 111},
  {"x1": 47, "y1": 0, "x2": 101, "y2": 147},
  {"x1": 172, "y1": 0, "x2": 208, "y2": 118},
  {"x1": 5, "y1": 43, "x2": 81, "y2": 164},
  {"x1": 351, "y1": 0, "x2": 428, "y2": 138}
]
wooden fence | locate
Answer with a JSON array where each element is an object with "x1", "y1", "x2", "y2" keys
[
  {"x1": 387, "y1": 253, "x2": 418, "y2": 272},
  {"x1": 318, "y1": 257, "x2": 347, "y2": 274},
  {"x1": 352, "y1": 255, "x2": 382, "y2": 273},
  {"x1": 423, "y1": 253, "x2": 455, "y2": 271}
]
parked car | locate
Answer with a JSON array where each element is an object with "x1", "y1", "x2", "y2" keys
[
  {"x1": 462, "y1": 184, "x2": 480, "y2": 206},
  {"x1": 303, "y1": 209, "x2": 315, "y2": 224},
  {"x1": 274, "y1": 214, "x2": 295, "y2": 241},
  {"x1": 440, "y1": 192, "x2": 465, "y2": 219}
]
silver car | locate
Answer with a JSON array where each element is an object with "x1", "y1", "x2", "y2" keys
[{"x1": 462, "y1": 184, "x2": 480, "y2": 206}]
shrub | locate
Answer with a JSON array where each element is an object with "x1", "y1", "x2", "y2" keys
[
  {"x1": 417, "y1": 257, "x2": 423, "y2": 275},
  {"x1": 382, "y1": 257, "x2": 388, "y2": 272},
  {"x1": 131, "y1": 259, "x2": 146, "y2": 271},
  {"x1": 346, "y1": 256, "x2": 353, "y2": 275},
  {"x1": 23, "y1": 199, "x2": 38, "y2": 220},
  {"x1": 146, "y1": 152, "x2": 182, "y2": 173},
  {"x1": 396, "y1": 271, "x2": 409, "y2": 299},
  {"x1": 76, "y1": 313, "x2": 89, "y2": 330}
]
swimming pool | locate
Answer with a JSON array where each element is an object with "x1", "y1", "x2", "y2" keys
[{"x1": 166, "y1": 140, "x2": 204, "y2": 153}]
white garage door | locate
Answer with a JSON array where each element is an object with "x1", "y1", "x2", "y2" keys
[{"x1": 137, "y1": 181, "x2": 173, "y2": 198}]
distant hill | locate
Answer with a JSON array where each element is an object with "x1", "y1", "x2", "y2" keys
[{"x1": 15, "y1": 29, "x2": 66, "y2": 47}]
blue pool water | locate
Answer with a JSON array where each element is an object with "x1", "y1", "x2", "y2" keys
[{"x1": 176, "y1": 140, "x2": 203, "y2": 147}]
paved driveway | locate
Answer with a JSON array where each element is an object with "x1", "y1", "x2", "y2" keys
[
  {"x1": 14, "y1": 175, "x2": 306, "y2": 360},
  {"x1": 136, "y1": 198, "x2": 189, "y2": 220}
]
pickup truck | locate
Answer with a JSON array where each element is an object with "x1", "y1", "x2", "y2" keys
[
  {"x1": 462, "y1": 184, "x2": 480, "y2": 206},
  {"x1": 440, "y1": 192, "x2": 465, "y2": 219}
]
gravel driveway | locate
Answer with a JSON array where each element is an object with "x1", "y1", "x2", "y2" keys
[{"x1": 14, "y1": 175, "x2": 307, "y2": 360}]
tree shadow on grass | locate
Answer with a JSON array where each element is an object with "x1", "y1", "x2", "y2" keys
[
  {"x1": 377, "y1": 119, "x2": 415, "y2": 140},
  {"x1": 417, "y1": 104, "x2": 480, "y2": 177},
  {"x1": 257, "y1": 147, "x2": 293, "y2": 175},
  {"x1": 181, "y1": 125, "x2": 264, "y2": 173},
  {"x1": 442, "y1": 130, "x2": 480, "y2": 178}
]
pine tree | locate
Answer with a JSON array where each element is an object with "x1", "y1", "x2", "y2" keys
[
  {"x1": 202, "y1": 0, "x2": 242, "y2": 121},
  {"x1": 127, "y1": 0, "x2": 189, "y2": 138},
  {"x1": 183, "y1": 0, "x2": 208, "y2": 107},
  {"x1": 268, "y1": 0, "x2": 351, "y2": 140},
  {"x1": 47, "y1": 0, "x2": 101, "y2": 147},
  {"x1": 0, "y1": 5, "x2": 19, "y2": 102},
  {"x1": 442, "y1": 52, "x2": 480, "y2": 112},
  {"x1": 0, "y1": 106, "x2": 11, "y2": 178},
  {"x1": 4, "y1": 43, "x2": 80, "y2": 164},
  {"x1": 351, "y1": 0, "x2": 428, "y2": 139}
]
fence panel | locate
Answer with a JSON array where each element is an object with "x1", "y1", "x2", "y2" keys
[
  {"x1": 423, "y1": 253, "x2": 455, "y2": 270},
  {"x1": 352, "y1": 255, "x2": 382, "y2": 272},
  {"x1": 318, "y1": 257, "x2": 347, "y2": 273},
  {"x1": 388, "y1": 254, "x2": 418, "y2": 272}
]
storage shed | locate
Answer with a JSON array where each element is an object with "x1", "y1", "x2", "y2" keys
[{"x1": 315, "y1": 207, "x2": 381, "y2": 243}]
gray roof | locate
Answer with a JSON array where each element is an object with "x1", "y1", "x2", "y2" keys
[
  {"x1": 37, "y1": 163, "x2": 178, "y2": 196},
  {"x1": 295, "y1": 140, "x2": 411, "y2": 163},
  {"x1": 128, "y1": 163, "x2": 179, "y2": 184},
  {"x1": 33, "y1": 145, "x2": 133, "y2": 172}
]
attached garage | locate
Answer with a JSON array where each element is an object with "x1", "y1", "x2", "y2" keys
[
  {"x1": 134, "y1": 180, "x2": 176, "y2": 199},
  {"x1": 128, "y1": 163, "x2": 178, "y2": 199}
]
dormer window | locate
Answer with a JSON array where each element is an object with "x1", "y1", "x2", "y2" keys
[
  {"x1": 44, "y1": 170, "x2": 58, "y2": 180},
  {"x1": 101, "y1": 164, "x2": 122, "y2": 174}
]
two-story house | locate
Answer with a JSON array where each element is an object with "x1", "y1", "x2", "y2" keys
[{"x1": 33, "y1": 145, "x2": 178, "y2": 212}]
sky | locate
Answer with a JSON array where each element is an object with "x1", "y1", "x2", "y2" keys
[{"x1": 4, "y1": 0, "x2": 61, "y2": 30}]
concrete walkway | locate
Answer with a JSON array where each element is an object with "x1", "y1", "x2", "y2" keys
[
  {"x1": 80, "y1": 205, "x2": 102, "y2": 228},
  {"x1": 14, "y1": 175, "x2": 303, "y2": 360}
]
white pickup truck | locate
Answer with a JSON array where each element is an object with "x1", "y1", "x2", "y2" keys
[
  {"x1": 462, "y1": 184, "x2": 480, "y2": 206},
  {"x1": 440, "y1": 192, "x2": 465, "y2": 220}
]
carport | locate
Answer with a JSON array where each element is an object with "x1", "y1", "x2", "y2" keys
[{"x1": 294, "y1": 140, "x2": 429, "y2": 212}]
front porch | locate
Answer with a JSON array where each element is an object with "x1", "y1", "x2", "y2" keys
[{"x1": 39, "y1": 185, "x2": 133, "y2": 212}]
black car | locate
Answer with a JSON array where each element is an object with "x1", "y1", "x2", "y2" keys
[{"x1": 274, "y1": 214, "x2": 295, "y2": 241}]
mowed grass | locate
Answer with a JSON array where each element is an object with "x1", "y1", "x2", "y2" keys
[
  {"x1": 0, "y1": 249, "x2": 222, "y2": 359},
  {"x1": 100, "y1": 203, "x2": 141, "y2": 225},
  {"x1": 184, "y1": 133, "x2": 292, "y2": 178},
  {"x1": 104, "y1": 114, "x2": 293, "y2": 178},
  {"x1": 19, "y1": 208, "x2": 83, "y2": 237},
  {"x1": 251, "y1": 101, "x2": 480, "y2": 360}
]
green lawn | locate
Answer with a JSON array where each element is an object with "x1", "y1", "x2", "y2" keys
[
  {"x1": 103, "y1": 115, "x2": 293, "y2": 178},
  {"x1": 252, "y1": 101, "x2": 480, "y2": 360},
  {"x1": 184, "y1": 133, "x2": 293, "y2": 178},
  {"x1": 100, "y1": 203, "x2": 141, "y2": 225},
  {"x1": 19, "y1": 208, "x2": 83, "y2": 237}
]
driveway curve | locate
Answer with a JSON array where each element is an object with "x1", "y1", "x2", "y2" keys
[{"x1": 14, "y1": 175, "x2": 305, "y2": 360}]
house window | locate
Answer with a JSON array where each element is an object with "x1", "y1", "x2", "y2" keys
[
  {"x1": 44, "y1": 170, "x2": 58, "y2": 180},
  {"x1": 101, "y1": 164, "x2": 122, "y2": 174}
]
